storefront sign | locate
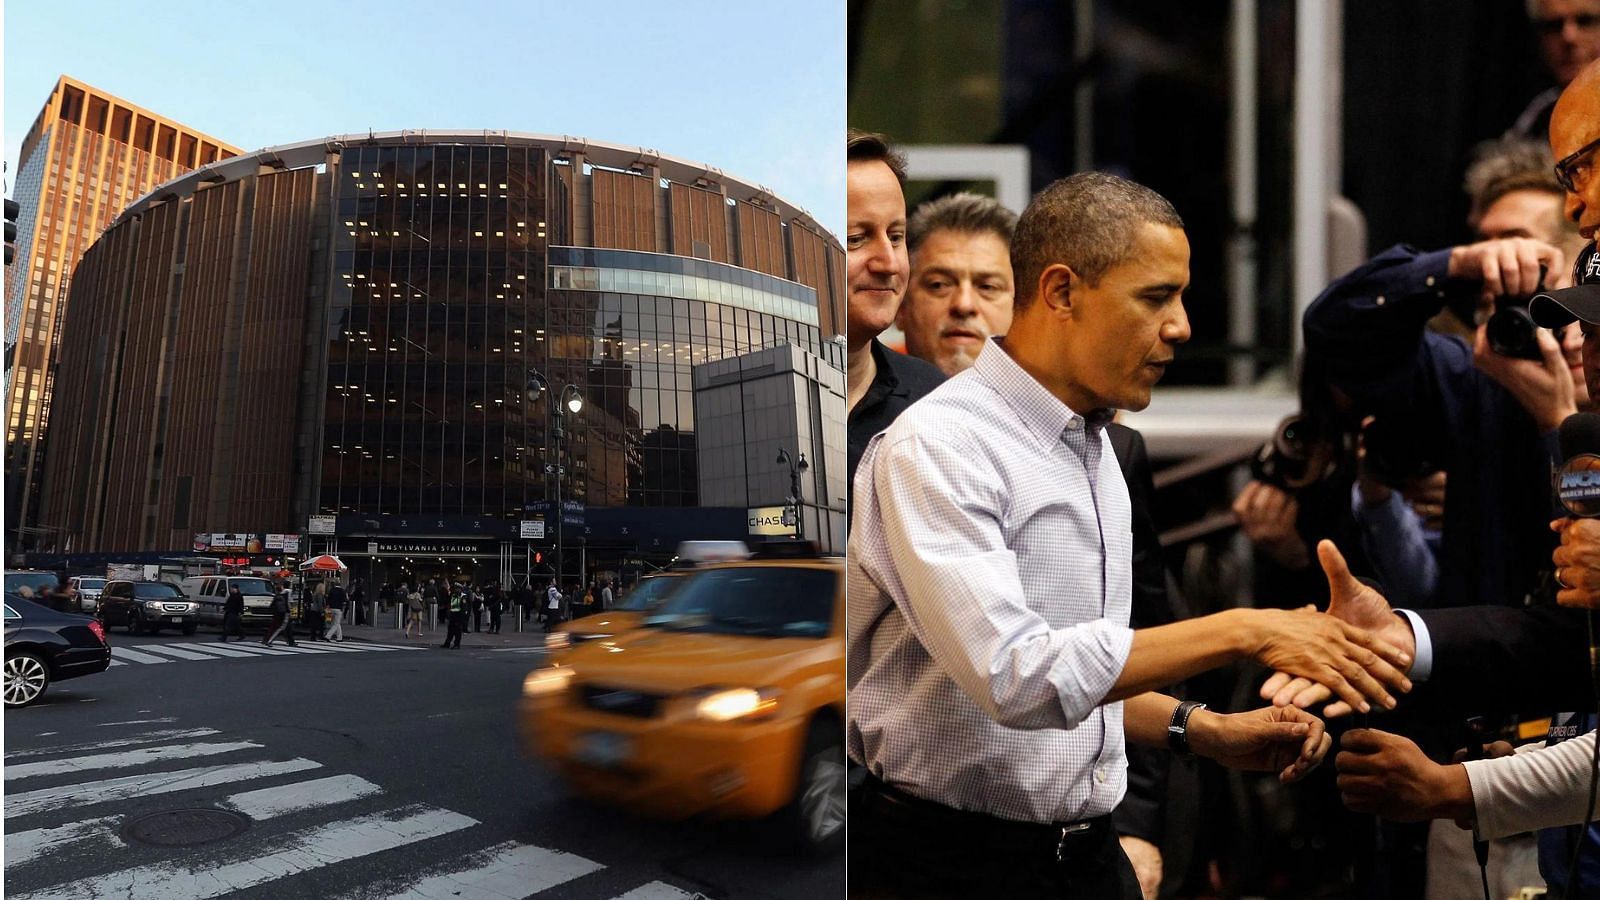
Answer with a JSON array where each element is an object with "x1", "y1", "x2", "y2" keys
[
  {"x1": 265, "y1": 534, "x2": 287, "y2": 550},
  {"x1": 747, "y1": 506, "x2": 796, "y2": 536},
  {"x1": 308, "y1": 515, "x2": 336, "y2": 535},
  {"x1": 210, "y1": 533, "x2": 247, "y2": 550},
  {"x1": 361, "y1": 540, "x2": 492, "y2": 556},
  {"x1": 282, "y1": 535, "x2": 300, "y2": 553}
]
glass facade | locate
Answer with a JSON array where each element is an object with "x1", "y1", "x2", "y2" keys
[{"x1": 320, "y1": 143, "x2": 838, "y2": 524}]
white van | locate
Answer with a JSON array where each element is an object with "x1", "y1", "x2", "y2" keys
[{"x1": 180, "y1": 575, "x2": 279, "y2": 629}]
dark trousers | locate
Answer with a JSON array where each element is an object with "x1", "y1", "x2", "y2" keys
[
  {"x1": 472, "y1": 607, "x2": 483, "y2": 631},
  {"x1": 220, "y1": 611, "x2": 243, "y2": 641},
  {"x1": 442, "y1": 612, "x2": 464, "y2": 648},
  {"x1": 849, "y1": 776, "x2": 1140, "y2": 899},
  {"x1": 488, "y1": 608, "x2": 501, "y2": 633},
  {"x1": 264, "y1": 614, "x2": 296, "y2": 646}
]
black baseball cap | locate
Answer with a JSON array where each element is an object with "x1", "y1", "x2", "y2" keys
[{"x1": 1531, "y1": 241, "x2": 1600, "y2": 327}]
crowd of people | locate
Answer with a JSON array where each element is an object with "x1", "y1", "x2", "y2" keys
[{"x1": 842, "y1": 21, "x2": 1600, "y2": 897}]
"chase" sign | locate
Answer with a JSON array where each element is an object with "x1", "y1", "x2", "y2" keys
[{"x1": 747, "y1": 505, "x2": 797, "y2": 536}]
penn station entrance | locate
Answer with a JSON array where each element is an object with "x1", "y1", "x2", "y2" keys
[{"x1": 307, "y1": 506, "x2": 755, "y2": 604}]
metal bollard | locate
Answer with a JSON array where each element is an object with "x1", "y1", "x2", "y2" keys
[
  {"x1": 395, "y1": 604, "x2": 404, "y2": 630},
  {"x1": 516, "y1": 605, "x2": 523, "y2": 633},
  {"x1": 428, "y1": 601, "x2": 437, "y2": 631}
]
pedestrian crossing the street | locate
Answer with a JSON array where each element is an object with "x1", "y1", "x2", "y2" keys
[
  {"x1": 107, "y1": 639, "x2": 426, "y2": 667},
  {"x1": 4, "y1": 722, "x2": 705, "y2": 900}
]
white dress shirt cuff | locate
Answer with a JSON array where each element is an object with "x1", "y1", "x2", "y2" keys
[{"x1": 1395, "y1": 608, "x2": 1432, "y2": 682}]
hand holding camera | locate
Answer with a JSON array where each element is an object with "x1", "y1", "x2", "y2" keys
[{"x1": 1448, "y1": 236, "x2": 1567, "y2": 310}]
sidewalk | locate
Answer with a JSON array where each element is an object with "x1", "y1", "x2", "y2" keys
[{"x1": 338, "y1": 609, "x2": 555, "y2": 650}]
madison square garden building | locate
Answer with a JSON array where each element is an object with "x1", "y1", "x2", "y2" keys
[{"x1": 37, "y1": 132, "x2": 847, "y2": 588}]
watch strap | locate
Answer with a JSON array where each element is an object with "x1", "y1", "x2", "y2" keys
[{"x1": 1167, "y1": 700, "x2": 1208, "y2": 756}]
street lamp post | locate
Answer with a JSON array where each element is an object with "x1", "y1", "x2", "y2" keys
[
  {"x1": 776, "y1": 448, "x2": 809, "y2": 541},
  {"x1": 528, "y1": 371, "x2": 584, "y2": 590}
]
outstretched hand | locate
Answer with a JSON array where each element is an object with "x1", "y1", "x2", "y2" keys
[
  {"x1": 1190, "y1": 704, "x2": 1332, "y2": 783},
  {"x1": 1336, "y1": 728, "x2": 1474, "y2": 822},
  {"x1": 1259, "y1": 540, "x2": 1418, "y2": 717}
]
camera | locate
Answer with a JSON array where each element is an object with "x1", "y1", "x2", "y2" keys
[
  {"x1": 1251, "y1": 416, "x2": 1336, "y2": 492},
  {"x1": 1485, "y1": 263, "x2": 1549, "y2": 361}
]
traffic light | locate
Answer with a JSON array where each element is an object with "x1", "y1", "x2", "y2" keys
[
  {"x1": 4, "y1": 199, "x2": 18, "y2": 267},
  {"x1": 534, "y1": 551, "x2": 543, "y2": 564}
]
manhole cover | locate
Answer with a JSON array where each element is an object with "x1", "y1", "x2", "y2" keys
[{"x1": 122, "y1": 808, "x2": 250, "y2": 847}]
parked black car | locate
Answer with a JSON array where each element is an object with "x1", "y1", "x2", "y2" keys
[
  {"x1": 4, "y1": 594, "x2": 112, "y2": 707},
  {"x1": 98, "y1": 580, "x2": 200, "y2": 635}
]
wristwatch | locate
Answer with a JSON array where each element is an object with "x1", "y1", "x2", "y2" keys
[{"x1": 1167, "y1": 700, "x2": 1208, "y2": 757}]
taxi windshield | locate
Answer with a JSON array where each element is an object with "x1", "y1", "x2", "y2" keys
[
  {"x1": 646, "y1": 566, "x2": 834, "y2": 638},
  {"x1": 613, "y1": 576, "x2": 683, "y2": 612}
]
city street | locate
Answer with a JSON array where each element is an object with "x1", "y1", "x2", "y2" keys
[{"x1": 2, "y1": 617, "x2": 844, "y2": 899}]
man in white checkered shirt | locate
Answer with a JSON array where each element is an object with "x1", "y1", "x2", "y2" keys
[{"x1": 847, "y1": 173, "x2": 1414, "y2": 898}]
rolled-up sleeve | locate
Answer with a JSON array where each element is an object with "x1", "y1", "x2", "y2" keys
[{"x1": 872, "y1": 432, "x2": 1134, "y2": 729}]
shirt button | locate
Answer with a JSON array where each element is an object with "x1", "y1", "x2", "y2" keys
[
  {"x1": 1425, "y1": 275, "x2": 1436, "y2": 287},
  {"x1": 1066, "y1": 419, "x2": 1082, "y2": 431},
  {"x1": 1375, "y1": 295, "x2": 1386, "y2": 306},
  {"x1": 1095, "y1": 767, "x2": 1106, "y2": 783}
]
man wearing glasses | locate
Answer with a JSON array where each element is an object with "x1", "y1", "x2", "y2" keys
[
  {"x1": 1509, "y1": 0, "x2": 1600, "y2": 139},
  {"x1": 1278, "y1": 60, "x2": 1600, "y2": 898}
]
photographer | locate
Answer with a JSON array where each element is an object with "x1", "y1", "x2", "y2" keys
[
  {"x1": 1304, "y1": 182, "x2": 1574, "y2": 612},
  {"x1": 1233, "y1": 355, "x2": 1375, "y2": 605}
]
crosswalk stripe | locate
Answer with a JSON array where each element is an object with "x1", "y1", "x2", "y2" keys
[
  {"x1": 209, "y1": 642, "x2": 297, "y2": 656},
  {"x1": 610, "y1": 883, "x2": 701, "y2": 900},
  {"x1": 134, "y1": 645, "x2": 218, "y2": 661},
  {"x1": 372, "y1": 840, "x2": 603, "y2": 899},
  {"x1": 353, "y1": 642, "x2": 424, "y2": 651},
  {"x1": 13, "y1": 805, "x2": 477, "y2": 900},
  {"x1": 6, "y1": 741, "x2": 262, "y2": 781},
  {"x1": 288, "y1": 641, "x2": 370, "y2": 653},
  {"x1": 6, "y1": 757, "x2": 321, "y2": 818},
  {"x1": 4, "y1": 728, "x2": 222, "y2": 760},
  {"x1": 107, "y1": 660, "x2": 126, "y2": 666},
  {"x1": 5, "y1": 773, "x2": 384, "y2": 872},
  {"x1": 259, "y1": 643, "x2": 337, "y2": 654},
  {"x1": 221, "y1": 773, "x2": 384, "y2": 819},
  {"x1": 108, "y1": 648, "x2": 168, "y2": 665},
  {"x1": 3, "y1": 814, "x2": 123, "y2": 869},
  {"x1": 164, "y1": 642, "x2": 260, "y2": 658}
]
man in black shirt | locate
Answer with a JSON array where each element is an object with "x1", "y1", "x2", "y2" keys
[{"x1": 844, "y1": 130, "x2": 945, "y2": 491}]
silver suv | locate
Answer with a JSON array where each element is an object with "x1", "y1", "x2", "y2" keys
[
  {"x1": 99, "y1": 581, "x2": 200, "y2": 636},
  {"x1": 67, "y1": 576, "x2": 106, "y2": 614}
]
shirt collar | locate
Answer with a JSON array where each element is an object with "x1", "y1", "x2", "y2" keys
[
  {"x1": 868, "y1": 340, "x2": 909, "y2": 397},
  {"x1": 971, "y1": 337, "x2": 1114, "y2": 447}
]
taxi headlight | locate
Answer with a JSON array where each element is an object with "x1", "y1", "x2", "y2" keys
[
  {"x1": 523, "y1": 667, "x2": 575, "y2": 697},
  {"x1": 544, "y1": 632, "x2": 571, "y2": 651},
  {"x1": 694, "y1": 687, "x2": 780, "y2": 722}
]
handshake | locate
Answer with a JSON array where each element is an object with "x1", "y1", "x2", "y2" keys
[{"x1": 1252, "y1": 521, "x2": 1600, "y2": 833}]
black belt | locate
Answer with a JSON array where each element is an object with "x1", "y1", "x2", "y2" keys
[{"x1": 859, "y1": 774, "x2": 1113, "y2": 863}]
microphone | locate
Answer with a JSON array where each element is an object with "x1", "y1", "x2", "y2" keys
[
  {"x1": 1554, "y1": 412, "x2": 1600, "y2": 898},
  {"x1": 1556, "y1": 412, "x2": 1600, "y2": 519}
]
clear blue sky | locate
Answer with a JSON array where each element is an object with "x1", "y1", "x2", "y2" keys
[{"x1": 3, "y1": 0, "x2": 845, "y2": 235}]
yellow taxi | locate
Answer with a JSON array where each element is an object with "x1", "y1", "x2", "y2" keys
[
  {"x1": 521, "y1": 545, "x2": 844, "y2": 853},
  {"x1": 544, "y1": 571, "x2": 686, "y2": 659}
]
